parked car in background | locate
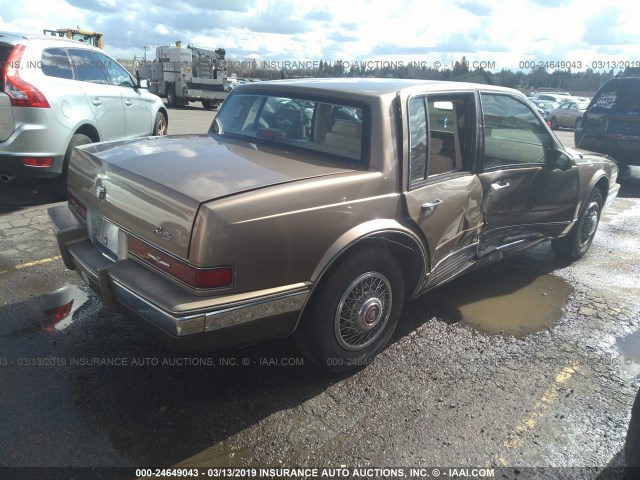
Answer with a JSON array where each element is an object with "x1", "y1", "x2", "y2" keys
[
  {"x1": 530, "y1": 99, "x2": 560, "y2": 119},
  {"x1": 49, "y1": 78, "x2": 619, "y2": 371},
  {"x1": 576, "y1": 76, "x2": 640, "y2": 166},
  {"x1": 531, "y1": 92, "x2": 573, "y2": 105},
  {"x1": 575, "y1": 97, "x2": 591, "y2": 110},
  {"x1": 547, "y1": 101, "x2": 586, "y2": 130},
  {"x1": 0, "y1": 31, "x2": 167, "y2": 188}
]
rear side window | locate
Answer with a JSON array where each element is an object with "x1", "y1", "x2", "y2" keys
[
  {"x1": 212, "y1": 92, "x2": 367, "y2": 164},
  {"x1": 67, "y1": 49, "x2": 109, "y2": 84},
  {"x1": 41, "y1": 48, "x2": 73, "y2": 79},
  {"x1": 589, "y1": 79, "x2": 640, "y2": 114},
  {"x1": 408, "y1": 93, "x2": 475, "y2": 186}
]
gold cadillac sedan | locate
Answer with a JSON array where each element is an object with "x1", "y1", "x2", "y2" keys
[{"x1": 49, "y1": 78, "x2": 620, "y2": 371}]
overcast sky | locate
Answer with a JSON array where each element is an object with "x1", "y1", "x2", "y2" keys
[{"x1": 1, "y1": 0, "x2": 637, "y2": 71}]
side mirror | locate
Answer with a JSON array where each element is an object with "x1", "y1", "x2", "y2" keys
[
  {"x1": 135, "y1": 71, "x2": 149, "y2": 89},
  {"x1": 550, "y1": 149, "x2": 575, "y2": 171}
]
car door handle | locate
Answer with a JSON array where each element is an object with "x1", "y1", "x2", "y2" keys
[
  {"x1": 92, "y1": 98, "x2": 102, "y2": 106},
  {"x1": 420, "y1": 199, "x2": 443, "y2": 213},
  {"x1": 125, "y1": 100, "x2": 133, "y2": 106},
  {"x1": 491, "y1": 180, "x2": 510, "y2": 190}
]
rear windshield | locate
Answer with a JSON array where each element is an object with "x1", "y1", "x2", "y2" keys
[
  {"x1": 589, "y1": 79, "x2": 640, "y2": 114},
  {"x1": 212, "y1": 92, "x2": 367, "y2": 164}
]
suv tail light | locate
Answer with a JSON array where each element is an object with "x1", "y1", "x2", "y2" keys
[
  {"x1": 23, "y1": 156, "x2": 54, "y2": 167},
  {"x1": 2, "y1": 44, "x2": 50, "y2": 108}
]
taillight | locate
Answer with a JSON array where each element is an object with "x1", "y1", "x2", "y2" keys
[
  {"x1": 67, "y1": 191, "x2": 87, "y2": 220},
  {"x1": 128, "y1": 236, "x2": 233, "y2": 289},
  {"x1": 3, "y1": 44, "x2": 50, "y2": 108},
  {"x1": 23, "y1": 156, "x2": 54, "y2": 167}
]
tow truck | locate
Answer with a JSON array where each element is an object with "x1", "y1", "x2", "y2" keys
[{"x1": 137, "y1": 41, "x2": 229, "y2": 109}]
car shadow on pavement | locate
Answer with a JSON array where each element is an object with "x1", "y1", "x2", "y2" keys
[
  {"x1": 618, "y1": 166, "x2": 640, "y2": 199},
  {"x1": 49, "y1": 305, "x2": 342, "y2": 467},
  {"x1": 0, "y1": 177, "x2": 65, "y2": 213}
]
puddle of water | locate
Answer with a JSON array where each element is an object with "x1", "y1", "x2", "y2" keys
[
  {"x1": 38, "y1": 285, "x2": 90, "y2": 332},
  {"x1": 617, "y1": 330, "x2": 640, "y2": 377},
  {"x1": 427, "y1": 267, "x2": 574, "y2": 337}
]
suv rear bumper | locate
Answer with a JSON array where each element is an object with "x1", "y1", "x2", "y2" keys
[
  {"x1": 0, "y1": 153, "x2": 65, "y2": 177},
  {"x1": 48, "y1": 204, "x2": 308, "y2": 350},
  {"x1": 576, "y1": 128, "x2": 640, "y2": 166},
  {"x1": 0, "y1": 107, "x2": 71, "y2": 176}
]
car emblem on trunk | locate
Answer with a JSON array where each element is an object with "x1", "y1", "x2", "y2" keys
[
  {"x1": 153, "y1": 226, "x2": 172, "y2": 241},
  {"x1": 95, "y1": 185, "x2": 106, "y2": 199}
]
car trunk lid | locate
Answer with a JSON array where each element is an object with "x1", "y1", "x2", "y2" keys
[{"x1": 69, "y1": 134, "x2": 356, "y2": 258}]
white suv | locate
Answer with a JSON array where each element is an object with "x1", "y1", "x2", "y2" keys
[{"x1": 0, "y1": 31, "x2": 167, "y2": 188}]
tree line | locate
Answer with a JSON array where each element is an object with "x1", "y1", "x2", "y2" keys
[{"x1": 225, "y1": 56, "x2": 634, "y2": 94}]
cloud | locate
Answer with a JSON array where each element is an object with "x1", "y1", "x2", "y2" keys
[
  {"x1": 433, "y1": 32, "x2": 509, "y2": 53},
  {"x1": 341, "y1": 22, "x2": 359, "y2": 31},
  {"x1": 370, "y1": 44, "x2": 434, "y2": 56},
  {"x1": 179, "y1": 0, "x2": 255, "y2": 12},
  {"x1": 66, "y1": 0, "x2": 120, "y2": 13},
  {"x1": 241, "y1": 3, "x2": 307, "y2": 34},
  {"x1": 304, "y1": 9, "x2": 332, "y2": 21},
  {"x1": 328, "y1": 32, "x2": 358, "y2": 42},
  {"x1": 457, "y1": 1, "x2": 493, "y2": 16},
  {"x1": 582, "y1": 8, "x2": 639, "y2": 46},
  {"x1": 531, "y1": 0, "x2": 570, "y2": 6},
  {"x1": 153, "y1": 24, "x2": 169, "y2": 36}
]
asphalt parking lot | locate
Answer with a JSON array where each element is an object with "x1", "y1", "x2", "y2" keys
[{"x1": 1, "y1": 107, "x2": 639, "y2": 479}]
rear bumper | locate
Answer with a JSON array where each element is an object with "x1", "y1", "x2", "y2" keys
[
  {"x1": 48, "y1": 204, "x2": 308, "y2": 350},
  {"x1": 0, "y1": 153, "x2": 65, "y2": 177},
  {"x1": 576, "y1": 128, "x2": 640, "y2": 166}
]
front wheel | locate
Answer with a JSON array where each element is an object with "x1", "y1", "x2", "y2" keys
[
  {"x1": 552, "y1": 189, "x2": 602, "y2": 260},
  {"x1": 294, "y1": 247, "x2": 404, "y2": 372},
  {"x1": 153, "y1": 112, "x2": 167, "y2": 135}
]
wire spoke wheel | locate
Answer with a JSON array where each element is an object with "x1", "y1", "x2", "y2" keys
[
  {"x1": 334, "y1": 272, "x2": 392, "y2": 351},
  {"x1": 552, "y1": 189, "x2": 602, "y2": 260},
  {"x1": 578, "y1": 200, "x2": 600, "y2": 247}
]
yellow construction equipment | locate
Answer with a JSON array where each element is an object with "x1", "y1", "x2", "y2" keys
[{"x1": 42, "y1": 28, "x2": 104, "y2": 49}]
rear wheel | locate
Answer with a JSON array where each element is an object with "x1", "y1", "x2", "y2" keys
[
  {"x1": 550, "y1": 117, "x2": 558, "y2": 130},
  {"x1": 202, "y1": 99, "x2": 221, "y2": 110},
  {"x1": 54, "y1": 133, "x2": 93, "y2": 194},
  {"x1": 294, "y1": 247, "x2": 404, "y2": 372},
  {"x1": 166, "y1": 85, "x2": 176, "y2": 107},
  {"x1": 575, "y1": 117, "x2": 582, "y2": 129},
  {"x1": 552, "y1": 189, "x2": 602, "y2": 260}
]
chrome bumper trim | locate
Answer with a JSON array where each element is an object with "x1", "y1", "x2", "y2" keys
[
  {"x1": 67, "y1": 239, "x2": 310, "y2": 338},
  {"x1": 204, "y1": 288, "x2": 309, "y2": 332}
]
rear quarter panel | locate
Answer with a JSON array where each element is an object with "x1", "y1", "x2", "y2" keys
[{"x1": 190, "y1": 171, "x2": 402, "y2": 293}]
